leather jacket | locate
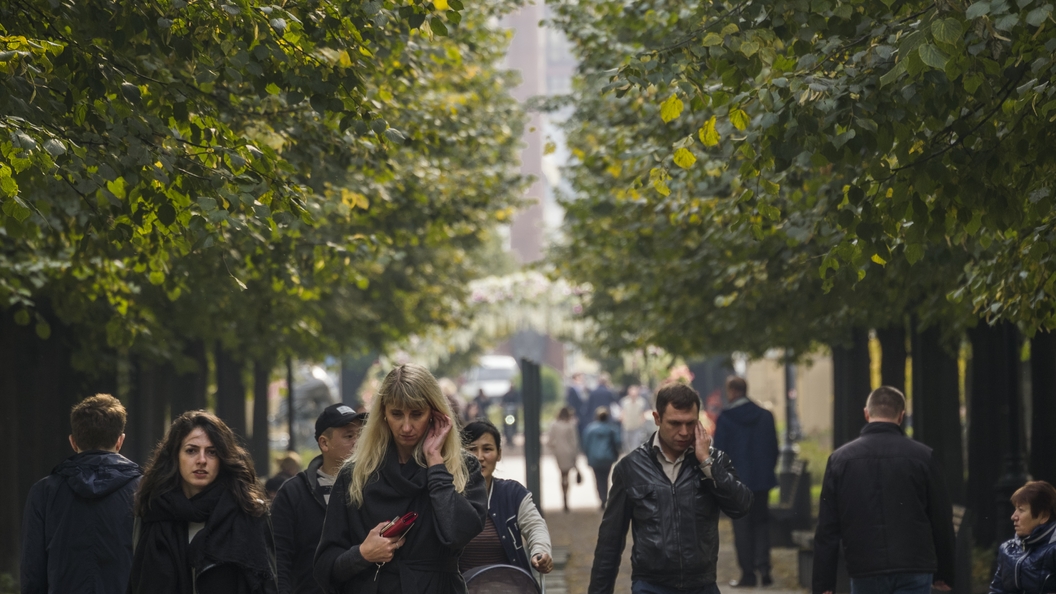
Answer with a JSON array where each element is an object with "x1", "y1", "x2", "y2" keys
[
  {"x1": 588, "y1": 434, "x2": 753, "y2": 593},
  {"x1": 991, "y1": 521, "x2": 1056, "y2": 594}
]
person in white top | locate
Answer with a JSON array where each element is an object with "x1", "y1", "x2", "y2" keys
[{"x1": 618, "y1": 385, "x2": 651, "y2": 453}]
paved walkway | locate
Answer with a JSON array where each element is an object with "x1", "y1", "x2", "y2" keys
[{"x1": 495, "y1": 451, "x2": 806, "y2": 594}]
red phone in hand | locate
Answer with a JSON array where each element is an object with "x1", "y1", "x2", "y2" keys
[{"x1": 381, "y1": 512, "x2": 418, "y2": 538}]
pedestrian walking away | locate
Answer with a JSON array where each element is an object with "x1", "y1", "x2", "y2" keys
[
  {"x1": 989, "y1": 480, "x2": 1056, "y2": 594},
  {"x1": 713, "y1": 376, "x2": 779, "y2": 588},
  {"x1": 313, "y1": 363, "x2": 487, "y2": 594},
  {"x1": 265, "y1": 452, "x2": 302, "y2": 500},
  {"x1": 271, "y1": 404, "x2": 367, "y2": 594},
  {"x1": 812, "y1": 386, "x2": 955, "y2": 594},
  {"x1": 582, "y1": 407, "x2": 622, "y2": 509},
  {"x1": 548, "y1": 406, "x2": 581, "y2": 512},
  {"x1": 20, "y1": 394, "x2": 141, "y2": 594},
  {"x1": 460, "y1": 420, "x2": 553, "y2": 578},
  {"x1": 566, "y1": 372, "x2": 588, "y2": 442},
  {"x1": 619, "y1": 385, "x2": 651, "y2": 454},
  {"x1": 128, "y1": 410, "x2": 277, "y2": 594},
  {"x1": 588, "y1": 382, "x2": 753, "y2": 594}
]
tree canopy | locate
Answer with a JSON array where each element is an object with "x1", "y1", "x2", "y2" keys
[
  {"x1": 1, "y1": 0, "x2": 528, "y2": 365},
  {"x1": 546, "y1": 0, "x2": 1056, "y2": 357}
]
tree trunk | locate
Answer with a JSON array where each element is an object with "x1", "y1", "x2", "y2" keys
[
  {"x1": 340, "y1": 352, "x2": 377, "y2": 408},
  {"x1": 251, "y1": 359, "x2": 273, "y2": 479},
  {"x1": 0, "y1": 306, "x2": 83, "y2": 575},
  {"x1": 877, "y1": 324, "x2": 907, "y2": 393},
  {"x1": 911, "y1": 323, "x2": 965, "y2": 504},
  {"x1": 215, "y1": 343, "x2": 248, "y2": 442},
  {"x1": 831, "y1": 328, "x2": 871, "y2": 449},
  {"x1": 1031, "y1": 332, "x2": 1056, "y2": 484},
  {"x1": 967, "y1": 321, "x2": 1025, "y2": 547},
  {"x1": 171, "y1": 339, "x2": 208, "y2": 416}
]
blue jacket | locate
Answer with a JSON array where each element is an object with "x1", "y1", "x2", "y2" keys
[
  {"x1": 487, "y1": 478, "x2": 533, "y2": 574},
  {"x1": 583, "y1": 421, "x2": 622, "y2": 468},
  {"x1": 20, "y1": 450, "x2": 141, "y2": 594},
  {"x1": 713, "y1": 398, "x2": 778, "y2": 492},
  {"x1": 991, "y1": 520, "x2": 1056, "y2": 594}
]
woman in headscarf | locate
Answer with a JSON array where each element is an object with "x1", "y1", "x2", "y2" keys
[
  {"x1": 128, "y1": 410, "x2": 276, "y2": 594},
  {"x1": 314, "y1": 363, "x2": 487, "y2": 594}
]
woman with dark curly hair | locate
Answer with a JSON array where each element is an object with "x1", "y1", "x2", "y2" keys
[
  {"x1": 128, "y1": 410, "x2": 277, "y2": 594},
  {"x1": 990, "y1": 480, "x2": 1056, "y2": 594}
]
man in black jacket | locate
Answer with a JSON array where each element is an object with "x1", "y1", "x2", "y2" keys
[
  {"x1": 812, "y1": 386, "x2": 956, "y2": 594},
  {"x1": 272, "y1": 404, "x2": 366, "y2": 594},
  {"x1": 589, "y1": 383, "x2": 753, "y2": 594},
  {"x1": 20, "y1": 394, "x2": 141, "y2": 594}
]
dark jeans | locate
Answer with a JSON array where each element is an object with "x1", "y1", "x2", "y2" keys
[
  {"x1": 632, "y1": 580, "x2": 720, "y2": 594},
  {"x1": 850, "y1": 573, "x2": 932, "y2": 594},
  {"x1": 591, "y1": 464, "x2": 612, "y2": 505},
  {"x1": 732, "y1": 489, "x2": 772, "y2": 578}
]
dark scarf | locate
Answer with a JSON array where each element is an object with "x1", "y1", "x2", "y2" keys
[{"x1": 128, "y1": 481, "x2": 273, "y2": 594}]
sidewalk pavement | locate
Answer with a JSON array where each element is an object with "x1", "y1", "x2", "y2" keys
[{"x1": 496, "y1": 451, "x2": 806, "y2": 594}]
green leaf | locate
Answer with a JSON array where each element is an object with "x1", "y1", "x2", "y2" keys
[
  {"x1": 917, "y1": 44, "x2": 949, "y2": 70},
  {"x1": 879, "y1": 61, "x2": 907, "y2": 87},
  {"x1": 660, "y1": 94, "x2": 684, "y2": 123},
  {"x1": 905, "y1": 243, "x2": 925, "y2": 264},
  {"x1": 699, "y1": 116, "x2": 720, "y2": 146},
  {"x1": 156, "y1": 204, "x2": 177, "y2": 226},
  {"x1": 701, "y1": 32, "x2": 724, "y2": 47},
  {"x1": 966, "y1": 1, "x2": 991, "y2": 17},
  {"x1": 729, "y1": 108, "x2": 749, "y2": 131},
  {"x1": 931, "y1": 18, "x2": 964, "y2": 44},
  {"x1": 739, "y1": 40, "x2": 759, "y2": 57},
  {"x1": 673, "y1": 148, "x2": 697, "y2": 169},
  {"x1": 431, "y1": 17, "x2": 448, "y2": 36},
  {"x1": 2, "y1": 197, "x2": 32, "y2": 222},
  {"x1": 35, "y1": 321, "x2": 51, "y2": 340},
  {"x1": 1026, "y1": 4, "x2": 1052, "y2": 26},
  {"x1": 14, "y1": 309, "x2": 30, "y2": 326},
  {"x1": 871, "y1": 253, "x2": 888, "y2": 266}
]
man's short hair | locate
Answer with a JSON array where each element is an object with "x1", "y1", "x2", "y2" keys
[
  {"x1": 865, "y1": 386, "x2": 906, "y2": 419},
  {"x1": 1011, "y1": 481, "x2": 1056, "y2": 520},
  {"x1": 725, "y1": 375, "x2": 747, "y2": 397},
  {"x1": 70, "y1": 394, "x2": 126, "y2": 451},
  {"x1": 655, "y1": 383, "x2": 701, "y2": 417}
]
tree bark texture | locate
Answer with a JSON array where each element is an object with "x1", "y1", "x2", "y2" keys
[
  {"x1": 1030, "y1": 332, "x2": 1056, "y2": 484},
  {"x1": 877, "y1": 323, "x2": 908, "y2": 394},
  {"x1": 251, "y1": 359, "x2": 273, "y2": 479},
  {"x1": 215, "y1": 343, "x2": 248, "y2": 442},
  {"x1": 967, "y1": 321, "x2": 1025, "y2": 547},
  {"x1": 831, "y1": 328, "x2": 871, "y2": 449},
  {"x1": 910, "y1": 323, "x2": 965, "y2": 504}
]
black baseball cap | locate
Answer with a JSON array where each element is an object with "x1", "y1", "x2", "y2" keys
[{"x1": 315, "y1": 404, "x2": 368, "y2": 441}]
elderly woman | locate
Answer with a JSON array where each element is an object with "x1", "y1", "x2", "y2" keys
[
  {"x1": 990, "y1": 480, "x2": 1056, "y2": 594},
  {"x1": 314, "y1": 364, "x2": 487, "y2": 594},
  {"x1": 459, "y1": 419, "x2": 553, "y2": 577},
  {"x1": 128, "y1": 411, "x2": 276, "y2": 594}
]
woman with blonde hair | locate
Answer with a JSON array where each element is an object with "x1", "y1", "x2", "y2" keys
[{"x1": 314, "y1": 364, "x2": 487, "y2": 594}]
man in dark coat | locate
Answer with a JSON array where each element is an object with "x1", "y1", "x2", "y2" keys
[
  {"x1": 813, "y1": 386, "x2": 956, "y2": 594},
  {"x1": 713, "y1": 376, "x2": 779, "y2": 587},
  {"x1": 589, "y1": 383, "x2": 753, "y2": 594},
  {"x1": 272, "y1": 404, "x2": 366, "y2": 594},
  {"x1": 20, "y1": 394, "x2": 141, "y2": 594},
  {"x1": 585, "y1": 374, "x2": 619, "y2": 429}
]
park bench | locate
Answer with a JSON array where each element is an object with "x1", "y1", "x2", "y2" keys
[{"x1": 770, "y1": 458, "x2": 813, "y2": 548}]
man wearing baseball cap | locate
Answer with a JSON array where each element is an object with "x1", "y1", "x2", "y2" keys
[{"x1": 272, "y1": 404, "x2": 367, "y2": 594}]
